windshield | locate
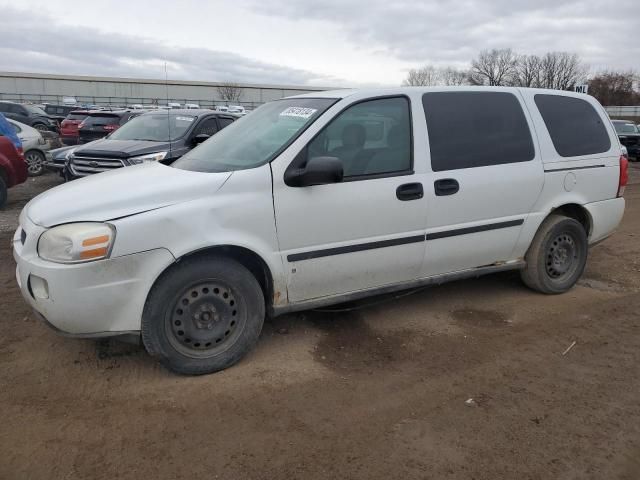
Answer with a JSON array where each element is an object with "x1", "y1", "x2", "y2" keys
[
  {"x1": 25, "y1": 105, "x2": 47, "y2": 116},
  {"x1": 614, "y1": 122, "x2": 639, "y2": 134},
  {"x1": 109, "y1": 113, "x2": 195, "y2": 142},
  {"x1": 173, "y1": 98, "x2": 336, "y2": 172}
]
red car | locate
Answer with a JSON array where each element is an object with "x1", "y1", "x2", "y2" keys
[
  {"x1": 60, "y1": 110, "x2": 90, "y2": 145},
  {"x1": 0, "y1": 135, "x2": 28, "y2": 208}
]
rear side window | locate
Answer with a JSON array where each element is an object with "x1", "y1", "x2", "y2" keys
[
  {"x1": 534, "y1": 94, "x2": 611, "y2": 157},
  {"x1": 423, "y1": 92, "x2": 534, "y2": 171}
]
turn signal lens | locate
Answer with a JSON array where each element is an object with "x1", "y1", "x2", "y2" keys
[{"x1": 38, "y1": 223, "x2": 115, "y2": 264}]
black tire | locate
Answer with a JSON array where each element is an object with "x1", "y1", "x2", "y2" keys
[
  {"x1": 520, "y1": 214, "x2": 588, "y2": 294},
  {"x1": 142, "y1": 255, "x2": 265, "y2": 375},
  {"x1": 0, "y1": 175, "x2": 7, "y2": 209},
  {"x1": 25, "y1": 150, "x2": 46, "y2": 176},
  {"x1": 32, "y1": 123, "x2": 49, "y2": 132}
]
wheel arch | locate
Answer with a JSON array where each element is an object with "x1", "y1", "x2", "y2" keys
[
  {"x1": 158, "y1": 245, "x2": 276, "y2": 310},
  {"x1": 549, "y1": 203, "x2": 592, "y2": 237}
]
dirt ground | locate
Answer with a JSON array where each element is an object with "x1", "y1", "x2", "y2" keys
[{"x1": 1, "y1": 166, "x2": 639, "y2": 480}]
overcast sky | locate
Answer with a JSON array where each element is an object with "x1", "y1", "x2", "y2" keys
[{"x1": 2, "y1": 0, "x2": 639, "y2": 87}]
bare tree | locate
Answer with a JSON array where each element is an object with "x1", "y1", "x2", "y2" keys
[
  {"x1": 588, "y1": 70, "x2": 640, "y2": 105},
  {"x1": 402, "y1": 66, "x2": 441, "y2": 86},
  {"x1": 440, "y1": 67, "x2": 469, "y2": 86},
  {"x1": 538, "y1": 52, "x2": 587, "y2": 90},
  {"x1": 513, "y1": 54, "x2": 542, "y2": 87},
  {"x1": 217, "y1": 82, "x2": 242, "y2": 102},
  {"x1": 470, "y1": 48, "x2": 518, "y2": 86}
]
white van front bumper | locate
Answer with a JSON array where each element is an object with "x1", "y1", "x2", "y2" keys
[{"x1": 12, "y1": 220, "x2": 174, "y2": 336}]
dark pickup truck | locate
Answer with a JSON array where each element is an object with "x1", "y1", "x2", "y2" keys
[{"x1": 612, "y1": 120, "x2": 640, "y2": 161}]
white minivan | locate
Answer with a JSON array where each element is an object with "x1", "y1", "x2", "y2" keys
[{"x1": 13, "y1": 87, "x2": 627, "y2": 375}]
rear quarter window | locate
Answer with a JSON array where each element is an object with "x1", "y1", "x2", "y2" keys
[
  {"x1": 422, "y1": 91, "x2": 535, "y2": 172},
  {"x1": 534, "y1": 94, "x2": 611, "y2": 157}
]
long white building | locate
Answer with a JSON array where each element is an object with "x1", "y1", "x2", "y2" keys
[{"x1": 0, "y1": 71, "x2": 336, "y2": 109}]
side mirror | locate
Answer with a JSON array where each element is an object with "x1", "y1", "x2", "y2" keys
[
  {"x1": 192, "y1": 133, "x2": 210, "y2": 145},
  {"x1": 284, "y1": 156, "x2": 343, "y2": 187}
]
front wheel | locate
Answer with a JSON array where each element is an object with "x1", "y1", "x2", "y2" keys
[
  {"x1": 25, "y1": 150, "x2": 46, "y2": 176},
  {"x1": 142, "y1": 255, "x2": 265, "y2": 375},
  {"x1": 521, "y1": 214, "x2": 588, "y2": 294}
]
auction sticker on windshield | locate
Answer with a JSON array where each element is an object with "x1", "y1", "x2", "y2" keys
[
  {"x1": 175, "y1": 116, "x2": 195, "y2": 122},
  {"x1": 279, "y1": 107, "x2": 317, "y2": 119}
]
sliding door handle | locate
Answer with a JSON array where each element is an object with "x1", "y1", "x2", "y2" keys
[{"x1": 434, "y1": 178, "x2": 459, "y2": 196}]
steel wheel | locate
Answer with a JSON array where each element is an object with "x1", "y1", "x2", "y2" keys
[
  {"x1": 545, "y1": 233, "x2": 579, "y2": 280},
  {"x1": 521, "y1": 214, "x2": 588, "y2": 294},
  {"x1": 33, "y1": 124, "x2": 49, "y2": 132},
  {"x1": 25, "y1": 150, "x2": 45, "y2": 176},
  {"x1": 165, "y1": 281, "x2": 245, "y2": 358}
]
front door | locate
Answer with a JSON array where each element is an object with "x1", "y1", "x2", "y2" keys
[{"x1": 272, "y1": 96, "x2": 428, "y2": 303}]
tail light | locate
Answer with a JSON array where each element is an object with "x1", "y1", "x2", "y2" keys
[
  {"x1": 103, "y1": 124, "x2": 118, "y2": 132},
  {"x1": 618, "y1": 155, "x2": 628, "y2": 198},
  {"x1": 16, "y1": 146, "x2": 25, "y2": 162}
]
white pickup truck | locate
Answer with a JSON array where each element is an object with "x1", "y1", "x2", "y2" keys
[{"x1": 13, "y1": 87, "x2": 627, "y2": 375}]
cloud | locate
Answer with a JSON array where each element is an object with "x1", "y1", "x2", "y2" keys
[
  {"x1": 244, "y1": 0, "x2": 640, "y2": 71},
  {"x1": 0, "y1": 7, "x2": 341, "y2": 86}
]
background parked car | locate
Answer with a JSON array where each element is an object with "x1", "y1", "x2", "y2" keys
[
  {"x1": 60, "y1": 110, "x2": 91, "y2": 145},
  {"x1": 43, "y1": 104, "x2": 79, "y2": 124},
  {"x1": 78, "y1": 110, "x2": 143, "y2": 144},
  {"x1": 8, "y1": 119, "x2": 53, "y2": 176},
  {"x1": 68, "y1": 109, "x2": 237, "y2": 178},
  {"x1": 0, "y1": 134, "x2": 27, "y2": 208},
  {"x1": 45, "y1": 145, "x2": 76, "y2": 179},
  {"x1": 227, "y1": 105, "x2": 246, "y2": 115},
  {"x1": 0, "y1": 101, "x2": 58, "y2": 132},
  {"x1": 612, "y1": 119, "x2": 640, "y2": 160}
]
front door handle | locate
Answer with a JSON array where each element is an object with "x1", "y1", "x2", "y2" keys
[
  {"x1": 396, "y1": 182, "x2": 424, "y2": 201},
  {"x1": 434, "y1": 178, "x2": 459, "y2": 196}
]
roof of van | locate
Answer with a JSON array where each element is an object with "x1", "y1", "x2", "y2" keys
[{"x1": 287, "y1": 86, "x2": 596, "y2": 100}]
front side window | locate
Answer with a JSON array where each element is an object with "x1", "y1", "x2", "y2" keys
[
  {"x1": 173, "y1": 98, "x2": 335, "y2": 173},
  {"x1": 109, "y1": 113, "x2": 195, "y2": 141},
  {"x1": 535, "y1": 94, "x2": 611, "y2": 157},
  {"x1": 193, "y1": 118, "x2": 219, "y2": 137},
  {"x1": 306, "y1": 96, "x2": 412, "y2": 177},
  {"x1": 218, "y1": 117, "x2": 234, "y2": 129},
  {"x1": 423, "y1": 91, "x2": 535, "y2": 172}
]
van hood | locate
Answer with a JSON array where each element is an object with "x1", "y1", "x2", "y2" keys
[
  {"x1": 75, "y1": 138, "x2": 172, "y2": 157},
  {"x1": 26, "y1": 163, "x2": 231, "y2": 227}
]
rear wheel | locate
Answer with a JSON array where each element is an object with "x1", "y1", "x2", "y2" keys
[
  {"x1": 25, "y1": 150, "x2": 46, "y2": 176},
  {"x1": 142, "y1": 255, "x2": 265, "y2": 375},
  {"x1": 521, "y1": 214, "x2": 588, "y2": 294}
]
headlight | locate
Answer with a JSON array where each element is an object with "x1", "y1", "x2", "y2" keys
[
  {"x1": 128, "y1": 151, "x2": 168, "y2": 165},
  {"x1": 38, "y1": 223, "x2": 115, "y2": 264}
]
